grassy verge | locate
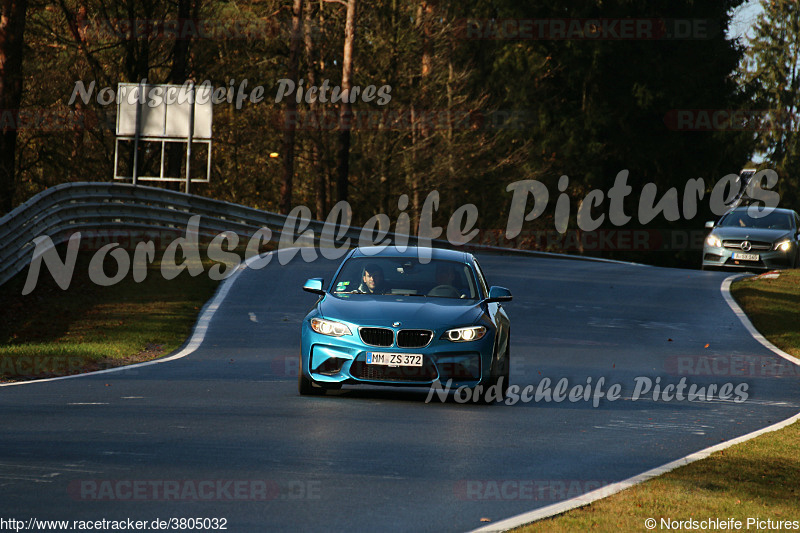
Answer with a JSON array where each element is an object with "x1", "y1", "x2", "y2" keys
[
  {"x1": 513, "y1": 269, "x2": 800, "y2": 532},
  {"x1": 0, "y1": 249, "x2": 220, "y2": 382},
  {"x1": 728, "y1": 270, "x2": 800, "y2": 358}
]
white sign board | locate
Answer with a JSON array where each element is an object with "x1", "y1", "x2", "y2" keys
[
  {"x1": 116, "y1": 83, "x2": 212, "y2": 139},
  {"x1": 114, "y1": 82, "x2": 213, "y2": 187}
]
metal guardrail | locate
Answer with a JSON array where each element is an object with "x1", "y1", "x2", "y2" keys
[
  {"x1": 0, "y1": 181, "x2": 617, "y2": 288},
  {"x1": 0, "y1": 182, "x2": 361, "y2": 287}
]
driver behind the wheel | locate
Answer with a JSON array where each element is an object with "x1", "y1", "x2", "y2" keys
[
  {"x1": 434, "y1": 263, "x2": 465, "y2": 297},
  {"x1": 355, "y1": 263, "x2": 386, "y2": 294},
  {"x1": 435, "y1": 263, "x2": 456, "y2": 285}
]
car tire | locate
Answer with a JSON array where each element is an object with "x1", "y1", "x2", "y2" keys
[
  {"x1": 298, "y1": 373, "x2": 327, "y2": 395},
  {"x1": 500, "y1": 348, "x2": 510, "y2": 399},
  {"x1": 468, "y1": 380, "x2": 493, "y2": 404},
  {"x1": 489, "y1": 349, "x2": 510, "y2": 402},
  {"x1": 475, "y1": 341, "x2": 509, "y2": 404},
  {"x1": 298, "y1": 360, "x2": 326, "y2": 395}
]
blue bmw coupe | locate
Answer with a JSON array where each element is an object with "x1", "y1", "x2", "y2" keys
[{"x1": 299, "y1": 246, "x2": 512, "y2": 399}]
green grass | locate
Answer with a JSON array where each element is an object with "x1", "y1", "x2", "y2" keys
[
  {"x1": 0, "y1": 250, "x2": 220, "y2": 381},
  {"x1": 729, "y1": 270, "x2": 800, "y2": 358},
  {"x1": 512, "y1": 269, "x2": 800, "y2": 532},
  {"x1": 513, "y1": 423, "x2": 800, "y2": 532}
]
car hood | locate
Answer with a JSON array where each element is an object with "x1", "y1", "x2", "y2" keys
[
  {"x1": 318, "y1": 294, "x2": 484, "y2": 329},
  {"x1": 712, "y1": 227, "x2": 791, "y2": 242}
]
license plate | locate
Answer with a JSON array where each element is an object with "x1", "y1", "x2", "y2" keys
[
  {"x1": 366, "y1": 352, "x2": 423, "y2": 367},
  {"x1": 732, "y1": 253, "x2": 759, "y2": 261}
]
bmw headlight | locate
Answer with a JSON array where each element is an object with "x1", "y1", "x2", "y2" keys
[
  {"x1": 310, "y1": 318, "x2": 351, "y2": 337},
  {"x1": 443, "y1": 326, "x2": 487, "y2": 342},
  {"x1": 706, "y1": 234, "x2": 722, "y2": 248},
  {"x1": 774, "y1": 240, "x2": 792, "y2": 252}
]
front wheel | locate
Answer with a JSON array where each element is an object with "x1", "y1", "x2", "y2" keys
[
  {"x1": 473, "y1": 354, "x2": 509, "y2": 404},
  {"x1": 490, "y1": 351, "x2": 510, "y2": 402},
  {"x1": 499, "y1": 350, "x2": 510, "y2": 399},
  {"x1": 298, "y1": 359, "x2": 326, "y2": 395},
  {"x1": 298, "y1": 373, "x2": 323, "y2": 395}
]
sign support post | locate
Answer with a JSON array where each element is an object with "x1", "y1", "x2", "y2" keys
[
  {"x1": 132, "y1": 79, "x2": 146, "y2": 186},
  {"x1": 185, "y1": 82, "x2": 195, "y2": 195}
]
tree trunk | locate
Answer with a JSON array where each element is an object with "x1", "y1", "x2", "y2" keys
[
  {"x1": 124, "y1": 0, "x2": 150, "y2": 82},
  {"x1": 167, "y1": 0, "x2": 192, "y2": 179},
  {"x1": 335, "y1": 0, "x2": 356, "y2": 203},
  {"x1": 169, "y1": 0, "x2": 191, "y2": 84},
  {"x1": 280, "y1": 0, "x2": 304, "y2": 214},
  {"x1": 305, "y1": 1, "x2": 325, "y2": 219},
  {"x1": 0, "y1": 0, "x2": 27, "y2": 213},
  {"x1": 408, "y1": 0, "x2": 433, "y2": 218}
]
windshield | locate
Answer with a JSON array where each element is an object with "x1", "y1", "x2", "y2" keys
[
  {"x1": 331, "y1": 257, "x2": 479, "y2": 299},
  {"x1": 718, "y1": 210, "x2": 793, "y2": 230}
]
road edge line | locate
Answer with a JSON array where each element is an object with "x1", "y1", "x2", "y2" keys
[
  {"x1": 720, "y1": 274, "x2": 800, "y2": 365},
  {"x1": 468, "y1": 273, "x2": 800, "y2": 533},
  {"x1": 0, "y1": 256, "x2": 253, "y2": 388}
]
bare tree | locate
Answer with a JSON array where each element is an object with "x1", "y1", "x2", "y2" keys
[
  {"x1": 166, "y1": 0, "x2": 194, "y2": 180},
  {"x1": 305, "y1": 0, "x2": 326, "y2": 219},
  {"x1": 280, "y1": 0, "x2": 304, "y2": 214},
  {"x1": 0, "y1": 0, "x2": 28, "y2": 213},
  {"x1": 334, "y1": 0, "x2": 356, "y2": 203}
]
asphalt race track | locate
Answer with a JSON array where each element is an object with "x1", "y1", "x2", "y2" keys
[{"x1": 2, "y1": 252, "x2": 799, "y2": 532}]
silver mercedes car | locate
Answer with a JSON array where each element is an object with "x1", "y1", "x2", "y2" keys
[{"x1": 702, "y1": 207, "x2": 800, "y2": 271}]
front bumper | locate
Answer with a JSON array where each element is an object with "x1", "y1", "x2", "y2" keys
[
  {"x1": 300, "y1": 324, "x2": 495, "y2": 389},
  {"x1": 702, "y1": 245, "x2": 793, "y2": 271}
]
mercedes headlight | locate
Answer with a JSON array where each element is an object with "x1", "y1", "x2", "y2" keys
[
  {"x1": 705, "y1": 234, "x2": 722, "y2": 248},
  {"x1": 310, "y1": 318, "x2": 351, "y2": 337},
  {"x1": 443, "y1": 326, "x2": 487, "y2": 342},
  {"x1": 774, "y1": 240, "x2": 792, "y2": 252}
]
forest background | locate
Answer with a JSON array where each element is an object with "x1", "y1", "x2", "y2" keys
[{"x1": 0, "y1": 0, "x2": 797, "y2": 267}]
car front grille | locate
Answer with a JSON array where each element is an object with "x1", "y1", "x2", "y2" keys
[
  {"x1": 397, "y1": 329, "x2": 433, "y2": 348},
  {"x1": 722, "y1": 240, "x2": 772, "y2": 251},
  {"x1": 359, "y1": 327, "x2": 394, "y2": 347}
]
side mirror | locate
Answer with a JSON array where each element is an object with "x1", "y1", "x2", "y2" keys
[
  {"x1": 487, "y1": 286, "x2": 512, "y2": 303},
  {"x1": 303, "y1": 278, "x2": 325, "y2": 295},
  {"x1": 705, "y1": 221, "x2": 715, "y2": 229}
]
